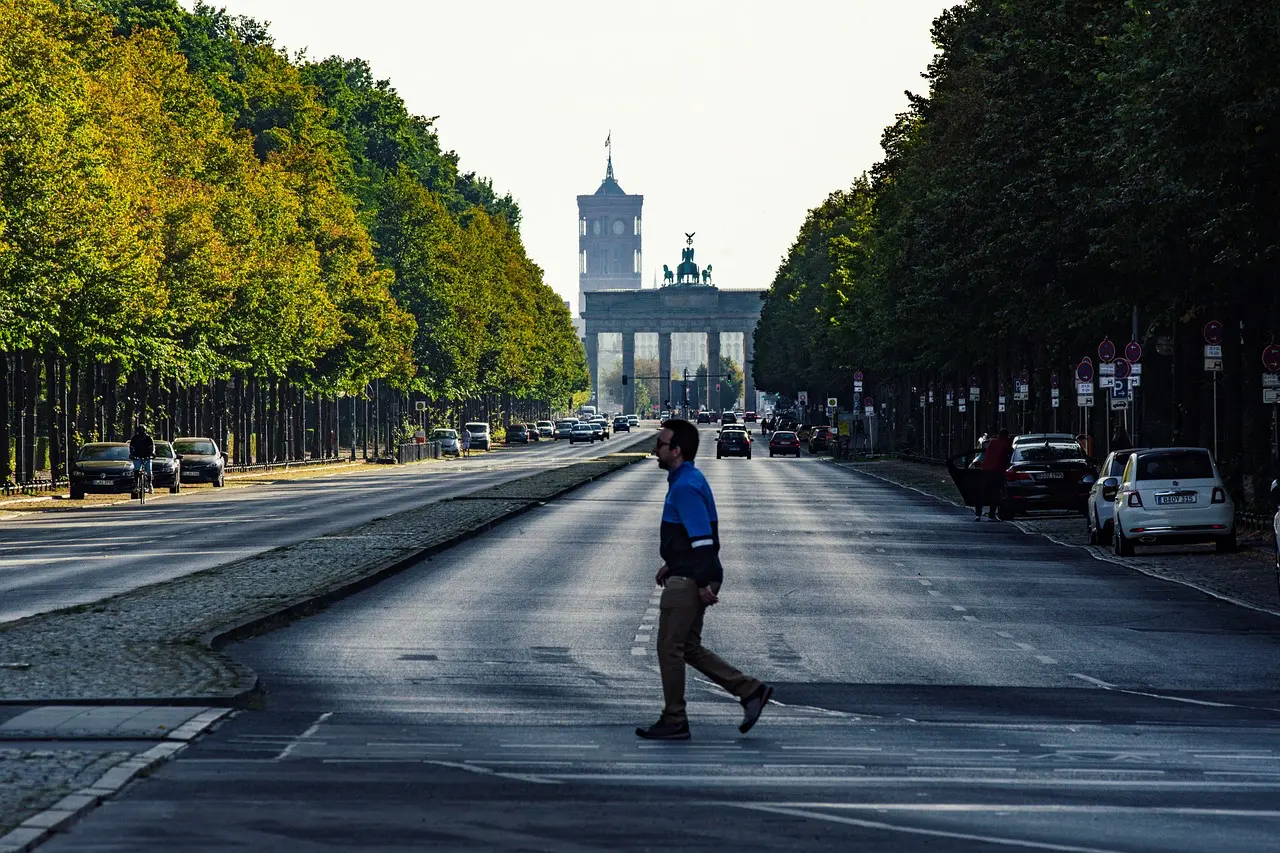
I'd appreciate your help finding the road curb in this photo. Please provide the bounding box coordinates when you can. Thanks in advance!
[0,710,230,853]
[842,461,1280,619]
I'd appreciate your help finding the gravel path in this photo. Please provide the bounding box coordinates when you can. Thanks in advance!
[835,456,1280,616]
[0,750,129,836]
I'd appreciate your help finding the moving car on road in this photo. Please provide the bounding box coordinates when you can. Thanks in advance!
[998,439,1092,519]
[555,419,577,439]
[1086,448,1140,545]
[430,429,460,455]
[1111,447,1236,555]
[769,431,801,457]
[626,414,639,427]
[716,428,751,459]
[744,411,757,423]
[69,442,136,499]
[173,436,226,487]
[721,411,738,426]
[613,415,630,433]
[592,417,610,439]
[696,411,711,424]
[463,423,491,451]
[536,420,555,439]
[569,423,596,444]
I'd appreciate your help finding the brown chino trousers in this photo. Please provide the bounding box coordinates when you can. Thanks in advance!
[657,576,762,725]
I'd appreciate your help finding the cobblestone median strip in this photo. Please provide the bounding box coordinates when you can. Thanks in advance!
[0,435,654,706]
[833,457,1280,617]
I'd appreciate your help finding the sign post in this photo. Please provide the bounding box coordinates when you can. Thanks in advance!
[1264,344,1280,464]
[1076,359,1094,447]
[1204,321,1223,458]
[863,395,875,455]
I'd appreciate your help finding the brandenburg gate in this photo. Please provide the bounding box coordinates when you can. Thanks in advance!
[582,235,765,414]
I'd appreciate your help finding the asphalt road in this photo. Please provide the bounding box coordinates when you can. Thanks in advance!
[0,430,650,624]
[41,425,1280,851]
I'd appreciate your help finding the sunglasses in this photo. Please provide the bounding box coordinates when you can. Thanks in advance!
[655,439,673,450]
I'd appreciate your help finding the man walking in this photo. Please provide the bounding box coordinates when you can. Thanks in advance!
[637,418,772,741]
[977,427,1013,520]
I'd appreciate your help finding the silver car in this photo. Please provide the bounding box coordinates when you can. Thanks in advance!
[1085,448,1141,545]
[1271,479,1279,572]
[463,422,491,451]
[430,428,460,456]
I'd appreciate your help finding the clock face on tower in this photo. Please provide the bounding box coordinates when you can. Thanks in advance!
[612,219,626,235]
[592,221,601,236]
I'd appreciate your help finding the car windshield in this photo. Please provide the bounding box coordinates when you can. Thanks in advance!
[556,421,574,427]
[773,432,797,440]
[464,423,489,433]
[153,443,175,459]
[173,439,216,455]
[78,445,129,461]
[1013,443,1085,463]
[1108,451,1134,476]
[431,429,457,440]
[1137,451,1213,481]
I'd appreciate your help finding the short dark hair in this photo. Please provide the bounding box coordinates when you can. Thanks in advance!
[661,418,699,461]
[998,428,1009,439]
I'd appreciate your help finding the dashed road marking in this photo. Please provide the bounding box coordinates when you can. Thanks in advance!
[1036,655,1059,665]
[927,590,942,597]
[951,605,967,612]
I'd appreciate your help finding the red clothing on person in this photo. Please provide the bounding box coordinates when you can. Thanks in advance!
[981,436,1013,472]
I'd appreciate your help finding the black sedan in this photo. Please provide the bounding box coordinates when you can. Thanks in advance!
[69,443,136,499]
[151,441,182,492]
[716,428,752,459]
[613,416,630,433]
[998,440,1095,519]
[173,436,226,487]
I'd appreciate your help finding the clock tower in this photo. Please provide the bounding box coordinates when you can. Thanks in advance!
[577,150,643,315]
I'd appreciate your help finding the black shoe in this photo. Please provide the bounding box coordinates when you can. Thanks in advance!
[635,719,690,740]
[739,684,773,734]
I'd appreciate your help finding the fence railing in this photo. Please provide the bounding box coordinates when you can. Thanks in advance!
[1,477,69,498]
[397,441,442,464]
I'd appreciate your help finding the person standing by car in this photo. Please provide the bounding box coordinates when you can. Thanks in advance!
[637,418,773,741]
[1110,424,1132,452]
[460,426,471,459]
[977,428,1013,520]
[128,424,155,493]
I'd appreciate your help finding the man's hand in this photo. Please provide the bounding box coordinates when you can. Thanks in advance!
[698,586,719,607]
[655,564,670,587]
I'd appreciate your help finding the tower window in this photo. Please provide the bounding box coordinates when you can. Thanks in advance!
[580,217,586,237]
[633,249,641,274]
[634,217,641,236]
[580,250,586,274]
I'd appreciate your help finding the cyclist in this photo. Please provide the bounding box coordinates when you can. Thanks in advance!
[128,424,155,494]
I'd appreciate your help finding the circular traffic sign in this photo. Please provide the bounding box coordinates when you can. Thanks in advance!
[1114,358,1131,380]
[1050,371,1060,389]
[1204,320,1224,345]
[854,370,864,381]
[1019,369,1029,383]
[1125,340,1143,363]
[863,395,874,408]
[998,381,1006,395]
[1076,361,1094,382]
[1264,343,1280,373]
[1098,338,1116,362]
[969,374,979,387]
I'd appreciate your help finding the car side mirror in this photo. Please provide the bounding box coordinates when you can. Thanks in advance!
[175,454,184,461]
[1101,477,1119,502]
[1081,475,1096,487]
[1271,478,1280,506]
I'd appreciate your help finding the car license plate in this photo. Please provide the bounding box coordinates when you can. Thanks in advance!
[93,479,112,486]
[1156,494,1196,505]
[1036,472,1064,480]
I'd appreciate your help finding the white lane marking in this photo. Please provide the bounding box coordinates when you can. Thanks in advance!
[1015,642,1037,651]
[963,615,979,622]
[634,634,647,643]
[1071,674,1116,688]
[421,759,560,785]
[755,801,1280,817]
[917,579,932,586]
[499,744,598,749]
[927,590,942,597]
[1070,674,1248,709]
[875,547,886,553]
[366,742,462,748]
[1036,655,1059,665]
[781,746,883,752]
[274,711,332,760]
[951,605,967,612]
[727,803,1130,853]
[996,631,1014,638]
[630,647,647,656]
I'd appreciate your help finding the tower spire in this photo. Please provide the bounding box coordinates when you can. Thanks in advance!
[605,130,614,180]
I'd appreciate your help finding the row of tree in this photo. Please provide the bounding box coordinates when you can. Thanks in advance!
[753,0,1280,507]
[1,0,587,482]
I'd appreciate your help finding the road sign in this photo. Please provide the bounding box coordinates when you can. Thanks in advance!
[1098,338,1116,362]
[414,428,426,444]
[1076,361,1094,383]
[1263,373,1280,388]
[797,391,808,405]
[928,390,934,403]
[827,397,838,408]
[854,381,863,394]
[958,398,967,413]
[1204,320,1224,345]
[854,370,864,382]
[1050,371,1060,389]
[1126,341,1143,362]
[1110,396,1129,410]
[998,396,1006,413]
[1204,344,1222,358]
[415,401,427,412]
[1076,381,1092,395]
[1111,377,1130,398]
[1266,388,1279,404]
[863,395,874,409]
[1205,358,1223,372]
[1078,394,1094,408]
[1099,362,1116,376]
[1114,358,1131,380]
[946,391,954,407]
[1263,344,1280,373]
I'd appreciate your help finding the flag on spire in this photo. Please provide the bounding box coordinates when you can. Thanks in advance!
[605,131,611,148]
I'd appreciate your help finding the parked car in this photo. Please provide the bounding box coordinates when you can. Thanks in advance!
[430,428,460,455]
[998,439,1093,519]
[536,420,555,439]
[463,422,491,451]
[173,436,226,487]
[570,423,596,444]
[69,442,135,499]
[613,416,631,433]
[151,441,181,492]
[1271,479,1280,572]
[796,424,814,441]
[555,419,578,440]
[769,431,801,457]
[507,423,531,443]
[1111,447,1236,555]
[1012,432,1078,448]
[716,428,752,459]
[696,411,711,424]
[808,426,834,454]
[744,411,757,423]
[1086,448,1141,545]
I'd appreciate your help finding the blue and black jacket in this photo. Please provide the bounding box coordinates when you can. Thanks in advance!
[660,460,722,587]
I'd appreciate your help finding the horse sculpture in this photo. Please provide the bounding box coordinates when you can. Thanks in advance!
[701,265,713,284]
[663,265,674,285]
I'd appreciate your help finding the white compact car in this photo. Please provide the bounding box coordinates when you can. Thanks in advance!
[1271,479,1280,572]
[1111,447,1235,556]
[1086,448,1141,545]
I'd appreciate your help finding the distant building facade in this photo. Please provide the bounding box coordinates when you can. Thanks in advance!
[577,153,642,315]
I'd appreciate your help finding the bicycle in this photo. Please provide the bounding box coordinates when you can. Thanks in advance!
[132,459,153,506]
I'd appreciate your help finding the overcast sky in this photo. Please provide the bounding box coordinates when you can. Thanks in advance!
[196,1,953,308]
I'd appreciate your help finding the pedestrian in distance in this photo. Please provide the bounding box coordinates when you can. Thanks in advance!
[1111,424,1132,452]
[460,426,471,459]
[977,427,1014,521]
[637,418,773,741]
